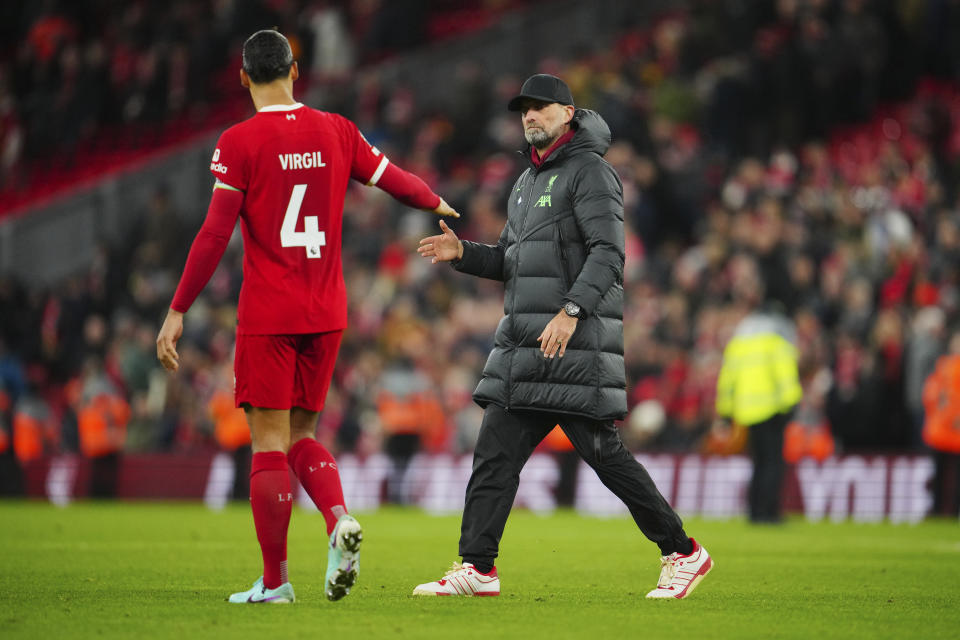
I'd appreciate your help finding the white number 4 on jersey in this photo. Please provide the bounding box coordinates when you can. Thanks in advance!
[281,184,326,259]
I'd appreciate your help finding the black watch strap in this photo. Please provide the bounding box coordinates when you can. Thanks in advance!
[563,301,581,318]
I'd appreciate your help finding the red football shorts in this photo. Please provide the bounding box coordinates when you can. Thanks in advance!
[234,330,343,411]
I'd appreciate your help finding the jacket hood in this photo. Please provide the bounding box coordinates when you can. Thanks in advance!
[567,109,612,157]
[523,109,612,167]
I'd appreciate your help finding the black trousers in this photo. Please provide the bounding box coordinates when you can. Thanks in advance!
[459,404,688,566]
[0,449,24,496]
[231,446,252,501]
[932,451,960,517]
[90,452,120,499]
[747,412,790,523]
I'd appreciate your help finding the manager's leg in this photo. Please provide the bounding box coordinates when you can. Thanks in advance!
[559,416,690,555]
[459,405,554,569]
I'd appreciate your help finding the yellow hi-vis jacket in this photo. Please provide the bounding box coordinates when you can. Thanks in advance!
[715,312,803,427]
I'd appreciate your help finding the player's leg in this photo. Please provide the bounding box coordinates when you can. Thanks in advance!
[558,415,712,599]
[288,330,349,533]
[289,408,347,534]
[247,406,295,586]
[413,405,553,596]
[229,334,296,603]
[287,330,360,601]
[288,405,361,601]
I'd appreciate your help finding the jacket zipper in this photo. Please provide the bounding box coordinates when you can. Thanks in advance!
[506,170,540,411]
[556,223,570,291]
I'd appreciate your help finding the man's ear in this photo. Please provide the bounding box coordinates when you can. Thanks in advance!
[240,68,250,89]
[563,104,575,125]
[290,61,299,82]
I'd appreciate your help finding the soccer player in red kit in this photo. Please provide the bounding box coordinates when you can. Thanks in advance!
[156,29,458,604]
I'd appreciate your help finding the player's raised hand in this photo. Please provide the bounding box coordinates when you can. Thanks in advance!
[432,197,460,218]
[156,309,184,372]
[418,219,463,264]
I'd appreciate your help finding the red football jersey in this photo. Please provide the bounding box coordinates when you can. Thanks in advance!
[210,103,388,335]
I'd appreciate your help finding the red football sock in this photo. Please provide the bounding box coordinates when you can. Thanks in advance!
[288,438,347,535]
[249,451,293,589]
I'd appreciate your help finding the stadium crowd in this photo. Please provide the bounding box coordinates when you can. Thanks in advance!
[0,0,528,203]
[3,0,960,499]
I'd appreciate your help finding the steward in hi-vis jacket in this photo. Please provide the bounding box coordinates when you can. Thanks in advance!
[716,309,803,523]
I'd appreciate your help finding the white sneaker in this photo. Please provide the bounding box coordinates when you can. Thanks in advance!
[645,538,713,599]
[228,576,296,603]
[412,562,500,596]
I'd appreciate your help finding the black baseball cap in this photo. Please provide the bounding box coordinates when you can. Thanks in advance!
[507,74,574,111]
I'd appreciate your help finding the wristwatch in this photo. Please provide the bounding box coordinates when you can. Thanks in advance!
[563,301,581,318]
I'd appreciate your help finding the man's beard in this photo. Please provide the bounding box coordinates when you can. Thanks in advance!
[525,125,558,149]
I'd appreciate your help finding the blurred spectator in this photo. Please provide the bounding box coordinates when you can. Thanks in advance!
[128,186,190,272]
[907,307,948,446]
[0,72,23,188]
[714,295,803,524]
[376,356,447,503]
[782,369,835,465]
[12,385,55,466]
[306,1,355,84]
[0,379,22,495]
[71,356,129,498]
[208,360,251,501]
[921,330,960,517]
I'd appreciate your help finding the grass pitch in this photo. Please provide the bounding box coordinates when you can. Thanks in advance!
[1,502,959,639]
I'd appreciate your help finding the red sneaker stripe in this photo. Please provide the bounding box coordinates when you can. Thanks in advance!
[674,556,713,598]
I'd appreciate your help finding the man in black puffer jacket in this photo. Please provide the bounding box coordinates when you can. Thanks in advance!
[414,75,712,599]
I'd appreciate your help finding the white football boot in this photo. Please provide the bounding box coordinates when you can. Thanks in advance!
[645,538,713,599]
[228,576,295,603]
[412,562,500,596]
[325,514,363,601]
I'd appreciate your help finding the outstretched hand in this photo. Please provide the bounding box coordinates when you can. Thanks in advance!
[418,220,463,264]
[432,197,460,218]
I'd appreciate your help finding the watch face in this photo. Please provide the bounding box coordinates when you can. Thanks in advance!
[565,302,580,317]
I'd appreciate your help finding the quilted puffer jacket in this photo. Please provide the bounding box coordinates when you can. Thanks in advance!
[454,109,626,420]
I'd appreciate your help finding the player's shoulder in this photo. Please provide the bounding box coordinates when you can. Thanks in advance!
[216,118,254,147]
[219,108,297,148]
[303,107,356,132]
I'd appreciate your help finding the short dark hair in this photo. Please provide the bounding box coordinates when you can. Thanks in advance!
[242,30,294,84]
